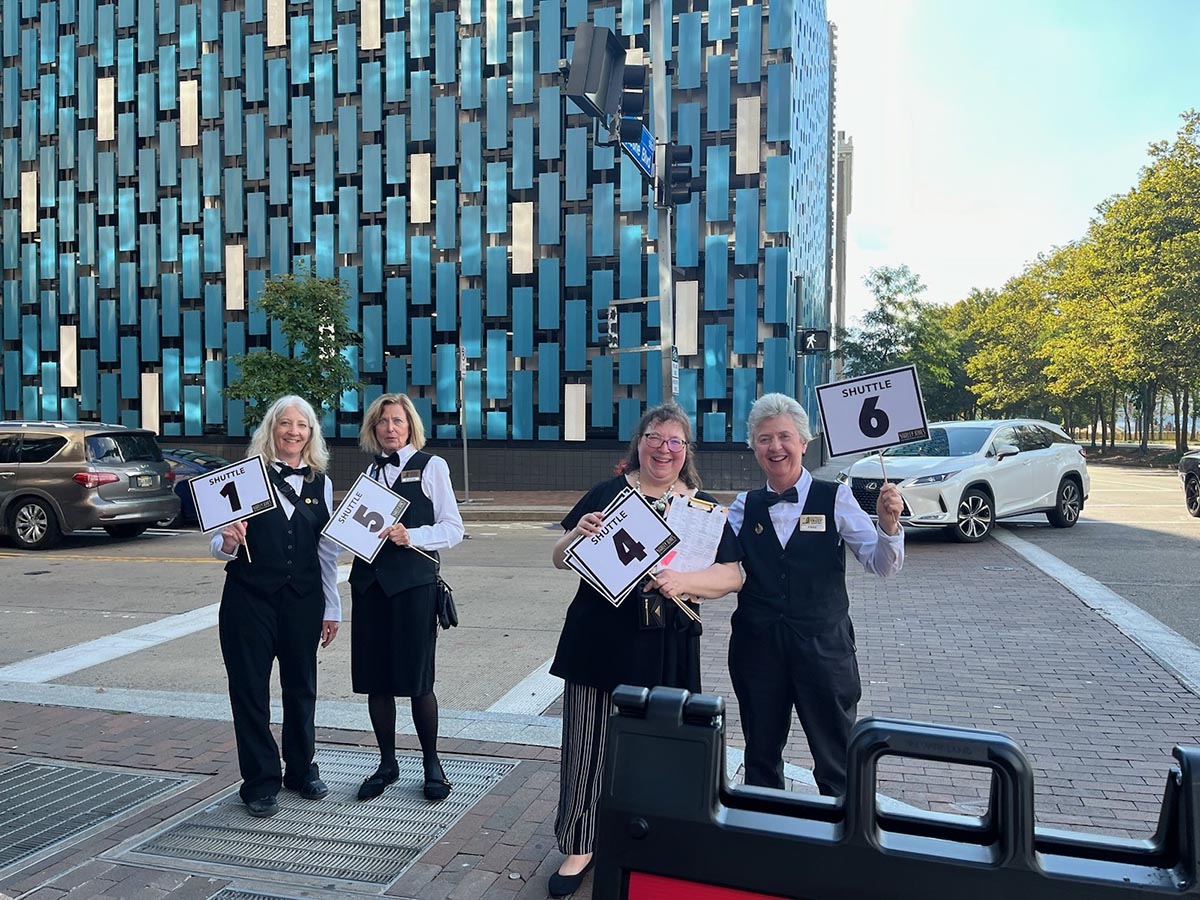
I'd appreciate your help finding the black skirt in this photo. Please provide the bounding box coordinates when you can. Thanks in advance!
[351,580,438,696]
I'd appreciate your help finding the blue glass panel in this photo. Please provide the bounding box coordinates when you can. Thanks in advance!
[485,410,507,440]
[314,53,333,120]
[158,45,177,110]
[705,145,729,221]
[563,298,586,371]
[765,155,789,233]
[536,343,560,413]
[565,0,585,27]
[485,329,507,399]
[59,181,77,242]
[181,311,201,372]
[225,168,244,234]
[485,245,507,316]
[436,180,456,248]
[2,70,16,127]
[20,99,36,160]
[337,23,358,94]
[511,287,532,357]
[511,370,532,439]
[362,304,383,372]
[513,30,533,103]
[733,278,758,354]
[737,4,762,84]
[592,183,614,257]
[159,0,176,32]
[116,112,136,175]
[410,0,429,56]
[410,70,430,140]
[178,3,195,68]
[433,344,457,413]
[459,35,479,107]
[410,317,431,385]
[222,10,241,77]
[678,13,701,88]
[538,257,560,327]
[21,30,37,90]
[138,225,157,286]
[385,32,407,102]
[512,117,533,189]
[244,35,264,101]
[337,186,358,253]
[619,225,641,298]
[97,226,115,287]
[732,367,756,444]
[315,133,334,200]
[97,298,118,360]
[538,0,560,73]
[285,97,309,163]
[337,105,359,173]
[704,235,729,311]
[58,255,77,313]
[38,145,55,206]
[3,0,19,51]
[618,311,642,385]
[460,205,480,274]
[486,162,506,234]
[362,61,381,131]
[78,203,95,264]
[735,188,759,265]
[485,0,505,63]
[435,261,457,332]
[702,412,726,443]
[768,0,790,49]
[765,248,788,324]
[203,207,222,270]
[435,96,456,166]
[78,349,98,411]
[59,38,76,97]
[564,215,585,286]
[219,91,243,157]
[116,36,136,100]
[565,126,586,199]
[460,120,480,192]
[590,354,613,428]
[160,198,179,259]
[619,155,644,213]
[313,0,331,39]
[458,287,482,357]
[183,385,202,434]
[38,219,55,277]
[538,87,560,159]
[708,0,730,40]
[291,176,310,241]
[180,157,199,220]
[538,173,559,244]
[267,57,288,125]
[386,276,408,345]
[38,73,56,135]
[182,234,201,296]
[269,137,288,203]
[385,115,406,183]
[362,144,381,212]
[434,10,455,83]
[763,336,788,395]
[246,193,266,257]
[411,235,431,303]
[707,55,730,131]
[386,196,408,263]
[767,63,790,142]
[618,398,643,441]
[703,324,728,399]
[290,16,310,82]
[246,114,265,177]
[0,139,14,197]
[270,216,290,273]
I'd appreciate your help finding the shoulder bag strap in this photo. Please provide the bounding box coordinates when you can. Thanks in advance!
[267,467,322,533]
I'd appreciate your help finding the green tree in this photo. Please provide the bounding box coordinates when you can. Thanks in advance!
[225,269,362,426]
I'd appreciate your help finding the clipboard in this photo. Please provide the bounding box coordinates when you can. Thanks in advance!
[659,495,729,573]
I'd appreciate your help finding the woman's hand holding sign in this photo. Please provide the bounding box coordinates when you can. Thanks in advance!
[553,512,604,570]
[877,483,904,535]
[220,520,249,557]
[380,522,411,546]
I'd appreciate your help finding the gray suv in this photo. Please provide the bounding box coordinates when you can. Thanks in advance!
[0,422,181,550]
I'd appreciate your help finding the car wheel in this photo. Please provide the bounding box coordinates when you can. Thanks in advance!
[949,488,993,543]
[1186,474,1200,518]
[1046,477,1083,528]
[103,524,150,540]
[8,497,62,550]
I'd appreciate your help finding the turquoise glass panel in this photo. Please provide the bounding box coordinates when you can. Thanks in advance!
[337,186,358,252]
[386,277,408,345]
[385,32,407,101]
[267,57,288,125]
[511,287,532,357]
[765,247,788,323]
[315,133,334,200]
[337,23,358,93]
[732,367,756,444]
[460,288,482,356]
[512,117,533,188]
[337,105,358,173]
[411,235,431,303]
[222,10,241,77]
[314,53,333,120]
[460,121,481,192]
[703,324,727,398]
[435,96,457,166]
[707,55,730,131]
[410,0,429,56]
[290,16,309,83]
[704,235,728,310]
[314,0,331,38]
[362,62,381,131]
[564,215,585,286]
[702,412,726,443]
[513,368,534,437]
[460,35,480,108]
[435,10,455,83]
[485,330,506,399]
[590,354,613,428]
[362,144,381,212]
[436,180,456,248]
[737,4,762,84]
[513,31,533,103]
[565,299,586,371]
[618,398,641,441]
[460,205,480,274]
[290,175,309,241]
[733,279,758,354]
[485,0,505,64]
[538,87,560,159]
[538,173,559,244]
[486,162,507,234]
[765,155,789,232]
[767,63,790,141]
[386,196,408,263]
[619,225,641,298]
[734,188,759,265]
[705,145,729,221]
[618,311,641,384]
[385,116,406,182]
[435,261,456,331]
[538,257,560,328]
[410,70,431,140]
[565,126,586,200]
[678,13,700,88]
[436,343,457,412]
[486,76,507,149]
[538,0,560,73]
[362,304,383,371]
[763,336,789,395]
[592,183,613,257]
[246,193,266,257]
[485,245,507,316]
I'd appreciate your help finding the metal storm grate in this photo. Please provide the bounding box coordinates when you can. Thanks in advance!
[127,749,517,888]
[0,761,189,873]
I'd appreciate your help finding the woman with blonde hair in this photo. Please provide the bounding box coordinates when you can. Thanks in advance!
[210,395,341,818]
[349,393,464,802]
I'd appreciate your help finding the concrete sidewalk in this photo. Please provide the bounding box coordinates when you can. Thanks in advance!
[3,488,1200,899]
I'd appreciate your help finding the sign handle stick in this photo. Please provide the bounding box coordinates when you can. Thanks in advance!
[241,536,253,564]
[406,545,438,564]
[877,449,889,482]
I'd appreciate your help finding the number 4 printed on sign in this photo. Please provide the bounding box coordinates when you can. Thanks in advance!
[613,529,647,566]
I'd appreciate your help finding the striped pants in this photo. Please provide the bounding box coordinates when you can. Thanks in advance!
[554,682,611,855]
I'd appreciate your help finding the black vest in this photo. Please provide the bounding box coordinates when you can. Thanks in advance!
[349,451,438,597]
[225,473,330,595]
[735,478,849,632]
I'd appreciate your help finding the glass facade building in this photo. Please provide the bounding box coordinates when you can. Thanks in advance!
[0,0,833,445]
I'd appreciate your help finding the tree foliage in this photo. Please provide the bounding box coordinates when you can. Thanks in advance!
[225,270,363,426]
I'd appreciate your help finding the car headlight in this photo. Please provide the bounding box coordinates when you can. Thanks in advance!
[906,471,960,486]
[835,471,849,484]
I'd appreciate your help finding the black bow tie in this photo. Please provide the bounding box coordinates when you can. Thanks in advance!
[375,452,402,469]
[765,486,799,507]
[276,463,310,478]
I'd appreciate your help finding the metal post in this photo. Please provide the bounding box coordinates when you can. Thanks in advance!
[459,346,470,502]
[649,0,675,403]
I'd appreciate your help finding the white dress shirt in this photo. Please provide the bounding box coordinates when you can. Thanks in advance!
[371,444,465,551]
[728,468,904,576]
[208,461,343,621]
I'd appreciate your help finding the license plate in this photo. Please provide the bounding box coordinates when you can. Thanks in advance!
[133,474,155,488]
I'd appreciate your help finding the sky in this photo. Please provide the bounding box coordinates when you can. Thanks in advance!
[824,0,1200,324]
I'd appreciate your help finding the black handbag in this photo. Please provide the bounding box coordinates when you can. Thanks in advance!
[435,571,458,629]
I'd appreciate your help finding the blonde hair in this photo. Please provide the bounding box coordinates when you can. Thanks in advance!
[247,395,329,474]
[359,393,426,455]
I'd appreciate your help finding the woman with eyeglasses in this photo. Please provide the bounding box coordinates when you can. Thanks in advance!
[546,402,743,897]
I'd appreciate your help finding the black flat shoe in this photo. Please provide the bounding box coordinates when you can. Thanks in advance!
[547,858,594,898]
[357,763,399,801]
[245,796,279,818]
[296,778,328,800]
[423,758,452,801]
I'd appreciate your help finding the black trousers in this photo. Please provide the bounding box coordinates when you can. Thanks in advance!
[729,614,861,796]
[219,578,323,802]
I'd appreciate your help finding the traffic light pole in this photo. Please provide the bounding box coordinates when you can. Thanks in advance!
[649,0,675,403]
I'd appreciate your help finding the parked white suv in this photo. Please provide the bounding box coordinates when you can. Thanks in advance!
[837,419,1089,542]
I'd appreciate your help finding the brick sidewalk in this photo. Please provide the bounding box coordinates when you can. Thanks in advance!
[2,526,1198,898]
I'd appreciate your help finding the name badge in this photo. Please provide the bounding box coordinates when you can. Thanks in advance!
[799,514,826,532]
[400,469,423,483]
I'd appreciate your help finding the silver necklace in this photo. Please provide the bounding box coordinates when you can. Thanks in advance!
[635,472,677,517]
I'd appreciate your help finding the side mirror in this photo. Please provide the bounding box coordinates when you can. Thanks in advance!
[995,442,1019,461]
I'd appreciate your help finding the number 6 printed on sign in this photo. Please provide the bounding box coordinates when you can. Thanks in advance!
[816,365,930,459]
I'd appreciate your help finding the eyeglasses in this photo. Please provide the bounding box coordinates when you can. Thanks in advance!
[641,433,687,453]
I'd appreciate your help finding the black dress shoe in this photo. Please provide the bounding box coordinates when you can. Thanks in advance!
[245,796,279,818]
[547,858,594,898]
[357,762,400,801]
[295,778,328,800]
[422,759,452,801]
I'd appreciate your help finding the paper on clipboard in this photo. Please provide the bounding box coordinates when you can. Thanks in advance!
[659,495,728,573]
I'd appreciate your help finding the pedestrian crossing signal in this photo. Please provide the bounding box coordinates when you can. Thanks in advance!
[799,329,829,353]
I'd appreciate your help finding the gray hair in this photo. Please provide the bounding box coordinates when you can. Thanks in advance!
[746,393,813,445]
[247,395,329,474]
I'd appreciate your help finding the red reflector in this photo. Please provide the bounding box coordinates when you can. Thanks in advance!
[628,872,790,900]
[73,472,120,489]
[165,469,176,482]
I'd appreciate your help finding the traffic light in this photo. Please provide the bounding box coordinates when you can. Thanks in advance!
[619,65,647,143]
[663,142,694,206]
[798,329,830,353]
[597,305,619,349]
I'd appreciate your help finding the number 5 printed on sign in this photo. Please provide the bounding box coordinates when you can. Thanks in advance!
[322,473,412,563]
[189,455,279,535]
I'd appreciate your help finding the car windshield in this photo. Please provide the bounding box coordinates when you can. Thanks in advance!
[86,433,163,463]
[884,426,993,458]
